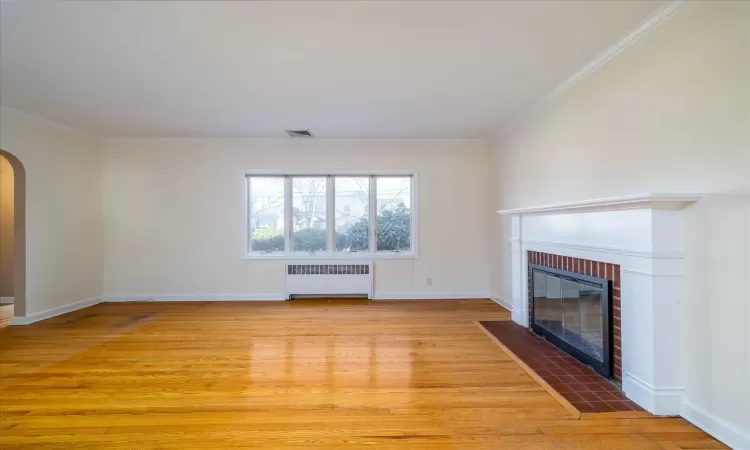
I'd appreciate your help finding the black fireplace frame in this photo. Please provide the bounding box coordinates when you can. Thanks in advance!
[529,263,613,378]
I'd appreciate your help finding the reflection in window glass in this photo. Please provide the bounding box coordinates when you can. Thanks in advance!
[376,177,411,252]
[335,177,369,252]
[249,177,285,253]
[292,177,327,252]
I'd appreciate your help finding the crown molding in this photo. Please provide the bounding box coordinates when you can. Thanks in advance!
[496,193,703,216]
[495,0,691,139]
[0,104,98,140]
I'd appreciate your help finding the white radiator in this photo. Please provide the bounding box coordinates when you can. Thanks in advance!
[285,261,373,300]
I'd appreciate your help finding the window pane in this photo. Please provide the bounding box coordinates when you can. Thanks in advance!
[334,177,369,252]
[249,177,285,253]
[292,177,327,252]
[376,177,411,252]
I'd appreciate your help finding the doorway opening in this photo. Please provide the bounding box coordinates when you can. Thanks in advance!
[0,149,26,325]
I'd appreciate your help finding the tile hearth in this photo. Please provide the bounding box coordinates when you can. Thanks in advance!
[479,320,641,414]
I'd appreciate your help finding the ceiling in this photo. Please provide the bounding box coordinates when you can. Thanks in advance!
[0,1,667,139]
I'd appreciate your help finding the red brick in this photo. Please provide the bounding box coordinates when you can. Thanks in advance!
[593,261,599,277]
[614,347,622,358]
[614,266,621,285]
[613,298,621,308]
[613,287,621,298]
[613,317,621,328]
[614,336,621,347]
[567,257,573,271]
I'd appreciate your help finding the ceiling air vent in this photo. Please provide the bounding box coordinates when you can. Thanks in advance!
[285,129,313,138]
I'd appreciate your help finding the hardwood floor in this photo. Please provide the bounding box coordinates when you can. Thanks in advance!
[0,300,723,449]
[0,303,12,329]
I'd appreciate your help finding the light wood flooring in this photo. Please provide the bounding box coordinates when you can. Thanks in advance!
[0,299,724,449]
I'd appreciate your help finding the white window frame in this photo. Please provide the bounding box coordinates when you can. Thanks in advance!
[242,170,418,260]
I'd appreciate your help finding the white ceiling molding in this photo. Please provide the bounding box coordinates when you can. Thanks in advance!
[496,193,703,216]
[495,0,691,139]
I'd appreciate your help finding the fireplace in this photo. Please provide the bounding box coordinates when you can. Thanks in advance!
[530,263,613,378]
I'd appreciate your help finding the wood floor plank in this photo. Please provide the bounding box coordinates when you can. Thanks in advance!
[0,300,724,448]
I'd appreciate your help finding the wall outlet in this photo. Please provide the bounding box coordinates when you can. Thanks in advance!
[426,277,433,286]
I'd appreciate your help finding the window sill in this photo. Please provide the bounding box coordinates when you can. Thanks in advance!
[242,252,418,261]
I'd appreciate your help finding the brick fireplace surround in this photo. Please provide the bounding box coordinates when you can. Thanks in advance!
[527,251,622,383]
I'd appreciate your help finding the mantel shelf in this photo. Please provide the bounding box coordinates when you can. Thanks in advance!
[496,193,703,216]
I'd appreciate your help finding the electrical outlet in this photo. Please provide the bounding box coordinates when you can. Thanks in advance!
[426,277,433,286]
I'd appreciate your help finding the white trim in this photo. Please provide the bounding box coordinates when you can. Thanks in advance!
[682,399,750,450]
[242,252,417,260]
[623,372,684,416]
[373,292,489,300]
[243,169,418,177]
[102,294,286,302]
[10,297,102,325]
[622,269,684,278]
[102,293,487,302]
[522,239,684,259]
[489,294,512,311]
[497,193,702,216]
[496,0,691,137]
[0,104,97,139]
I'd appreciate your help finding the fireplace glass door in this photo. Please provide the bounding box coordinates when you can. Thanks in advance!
[531,264,612,377]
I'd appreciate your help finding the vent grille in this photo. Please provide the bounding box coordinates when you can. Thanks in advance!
[285,129,313,138]
[288,264,369,275]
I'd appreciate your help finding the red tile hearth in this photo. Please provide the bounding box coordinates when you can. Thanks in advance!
[479,320,641,414]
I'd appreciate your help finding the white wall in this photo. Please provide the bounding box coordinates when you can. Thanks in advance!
[490,1,749,446]
[0,107,104,316]
[102,138,490,299]
[0,154,14,298]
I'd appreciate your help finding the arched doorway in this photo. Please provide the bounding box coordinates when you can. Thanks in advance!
[0,149,26,321]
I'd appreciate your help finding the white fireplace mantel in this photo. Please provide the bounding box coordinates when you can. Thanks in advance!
[497,193,703,216]
[498,193,703,416]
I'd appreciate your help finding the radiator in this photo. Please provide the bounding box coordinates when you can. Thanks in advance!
[285,261,374,300]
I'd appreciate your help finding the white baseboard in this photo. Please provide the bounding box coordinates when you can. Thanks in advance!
[623,372,683,416]
[372,292,490,300]
[682,399,750,450]
[489,294,511,311]
[101,293,286,302]
[105,292,490,302]
[10,297,102,326]
[0,296,14,303]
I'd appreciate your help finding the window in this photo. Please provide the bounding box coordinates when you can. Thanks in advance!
[335,177,369,252]
[245,172,416,258]
[376,177,411,252]
[248,177,285,254]
[291,177,327,252]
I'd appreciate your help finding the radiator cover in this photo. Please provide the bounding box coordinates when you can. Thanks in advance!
[285,261,374,299]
